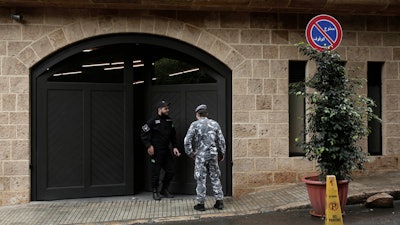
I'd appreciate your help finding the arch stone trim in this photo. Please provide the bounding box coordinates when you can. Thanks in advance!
[17,15,245,72]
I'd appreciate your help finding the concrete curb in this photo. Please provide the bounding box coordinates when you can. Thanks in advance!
[347,189,400,205]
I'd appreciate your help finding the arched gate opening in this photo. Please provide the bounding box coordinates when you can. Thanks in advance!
[31,33,232,200]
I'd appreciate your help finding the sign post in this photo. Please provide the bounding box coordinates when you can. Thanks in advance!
[306,14,342,51]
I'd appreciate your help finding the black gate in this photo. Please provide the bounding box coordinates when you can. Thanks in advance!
[31,34,232,200]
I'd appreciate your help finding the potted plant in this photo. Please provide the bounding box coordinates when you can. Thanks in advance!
[290,43,380,217]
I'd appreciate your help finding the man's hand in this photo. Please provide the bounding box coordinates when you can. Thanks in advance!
[173,148,181,157]
[147,145,154,156]
[190,151,198,160]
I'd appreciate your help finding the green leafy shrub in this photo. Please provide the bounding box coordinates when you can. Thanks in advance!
[290,43,380,181]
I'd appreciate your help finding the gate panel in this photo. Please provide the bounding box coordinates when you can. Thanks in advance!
[185,89,227,194]
[47,90,84,188]
[91,90,125,186]
[36,83,132,200]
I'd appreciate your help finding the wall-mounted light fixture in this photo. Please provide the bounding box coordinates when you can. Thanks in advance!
[11,14,23,22]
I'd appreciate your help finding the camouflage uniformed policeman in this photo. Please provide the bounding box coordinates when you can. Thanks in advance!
[141,100,181,201]
[184,104,226,211]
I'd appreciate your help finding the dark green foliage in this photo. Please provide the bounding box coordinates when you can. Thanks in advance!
[290,43,380,181]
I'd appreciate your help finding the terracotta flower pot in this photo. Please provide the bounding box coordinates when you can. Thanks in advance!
[301,175,349,217]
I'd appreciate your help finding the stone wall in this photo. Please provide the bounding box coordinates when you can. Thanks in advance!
[0,7,399,206]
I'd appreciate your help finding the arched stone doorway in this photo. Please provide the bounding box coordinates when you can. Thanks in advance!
[31,33,232,200]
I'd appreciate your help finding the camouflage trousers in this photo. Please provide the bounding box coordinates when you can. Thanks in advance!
[194,157,224,204]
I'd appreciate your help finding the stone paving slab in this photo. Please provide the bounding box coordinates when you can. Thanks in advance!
[0,171,399,225]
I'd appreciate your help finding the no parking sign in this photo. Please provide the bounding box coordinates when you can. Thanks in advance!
[306,14,342,51]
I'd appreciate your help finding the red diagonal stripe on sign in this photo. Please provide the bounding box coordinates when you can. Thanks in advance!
[314,21,335,45]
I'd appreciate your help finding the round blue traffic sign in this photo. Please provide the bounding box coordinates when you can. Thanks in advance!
[306,14,342,51]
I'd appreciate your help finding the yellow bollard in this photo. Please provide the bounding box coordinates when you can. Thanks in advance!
[325,175,344,225]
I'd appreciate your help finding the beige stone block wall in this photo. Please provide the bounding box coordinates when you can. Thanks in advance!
[0,8,399,205]
[0,7,31,205]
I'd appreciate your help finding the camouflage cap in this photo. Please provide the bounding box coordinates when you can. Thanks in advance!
[195,104,207,113]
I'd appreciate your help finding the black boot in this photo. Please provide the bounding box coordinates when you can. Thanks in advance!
[194,203,205,211]
[214,200,224,210]
[160,188,174,198]
[152,188,161,201]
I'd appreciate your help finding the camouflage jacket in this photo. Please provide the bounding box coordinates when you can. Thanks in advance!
[184,117,226,160]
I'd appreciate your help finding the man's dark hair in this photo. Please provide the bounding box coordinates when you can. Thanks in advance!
[198,110,208,117]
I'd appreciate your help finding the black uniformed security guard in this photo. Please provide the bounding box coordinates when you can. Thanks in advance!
[141,100,181,200]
